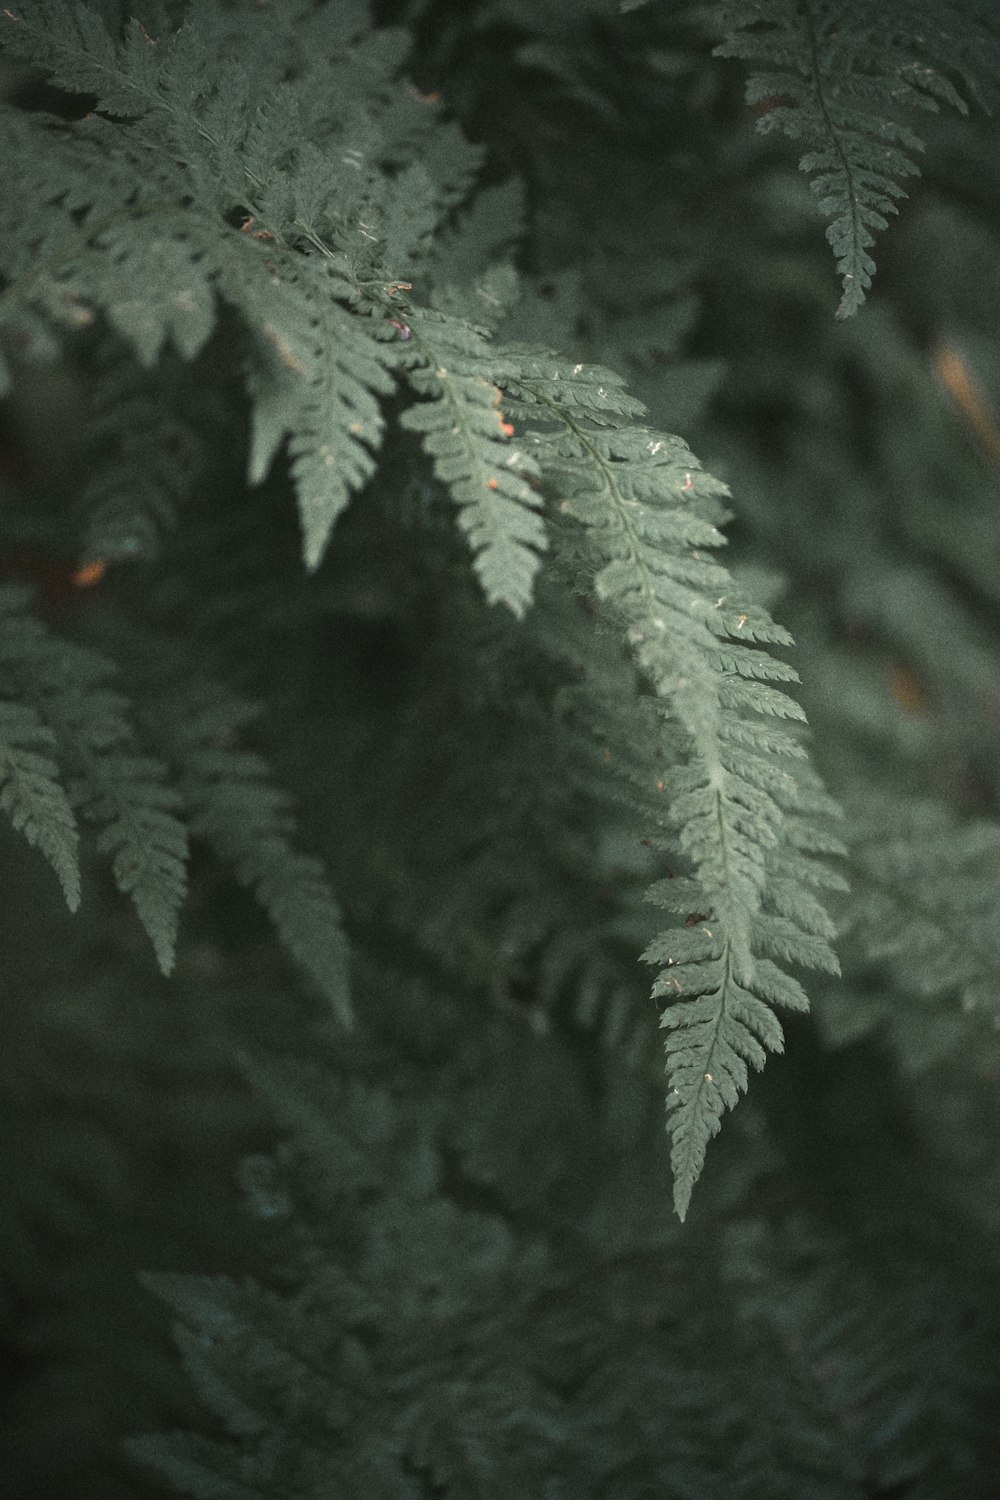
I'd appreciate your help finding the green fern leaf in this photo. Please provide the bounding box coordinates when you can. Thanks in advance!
[0,5,477,571]
[0,108,206,368]
[89,754,190,974]
[0,588,187,972]
[0,699,80,909]
[0,4,166,118]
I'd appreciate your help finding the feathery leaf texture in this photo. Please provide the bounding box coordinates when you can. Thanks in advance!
[712,0,985,316]
[499,358,843,1216]
[129,1017,1000,1496]
[0,4,459,569]
[845,799,1000,1027]
[152,681,351,1025]
[0,0,845,1209]
[131,1052,565,1499]
[77,348,207,565]
[0,697,80,909]
[3,3,1000,1493]
[0,2,537,597]
[241,259,395,571]
[399,309,547,615]
[0,587,187,971]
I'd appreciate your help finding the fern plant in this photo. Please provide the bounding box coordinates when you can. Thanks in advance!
[3,0,1000,1493]
[0,0,850,1214]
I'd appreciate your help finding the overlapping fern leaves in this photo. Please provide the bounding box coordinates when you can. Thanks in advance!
[1,4,450,569]
[130,993,1000,1496]
[0,0,845,1211]
[0,586,349,1007]
[842,798,1000,1048]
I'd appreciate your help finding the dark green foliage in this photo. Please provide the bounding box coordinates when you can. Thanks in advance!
[711,0,990,316]
[0,692,79,910]
[624,0,998,318]
[398,309,547,614]
[127,980,1000,1498]
[2,0,1000,1493]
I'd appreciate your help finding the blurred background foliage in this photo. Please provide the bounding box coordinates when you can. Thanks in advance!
[3,1,1000,1494]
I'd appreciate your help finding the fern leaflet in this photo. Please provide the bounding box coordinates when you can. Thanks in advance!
[0,587,187,972]
[240,259,395,571]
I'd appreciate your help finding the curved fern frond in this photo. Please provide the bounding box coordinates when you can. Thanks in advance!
[498,357,843,1216]
[2,0,848,1213]
[712,0,986,317]
[399,309,547,616]
[0,587,187,971]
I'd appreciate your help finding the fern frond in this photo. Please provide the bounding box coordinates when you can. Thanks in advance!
[0,122,396,570]
[499,357,842,1216]
[712,0,983,317]
[0,698,80,909]
[0,587,187,971]
[399,309,547,615]
[0,110,206,386]
[133,994,1000,1496]
[77,347,208,565]
[152,681,351,1024]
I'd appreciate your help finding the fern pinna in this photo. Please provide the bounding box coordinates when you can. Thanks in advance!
[0,0,843,1213]
[128,986,1000,1498]
[0,584,188,971]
